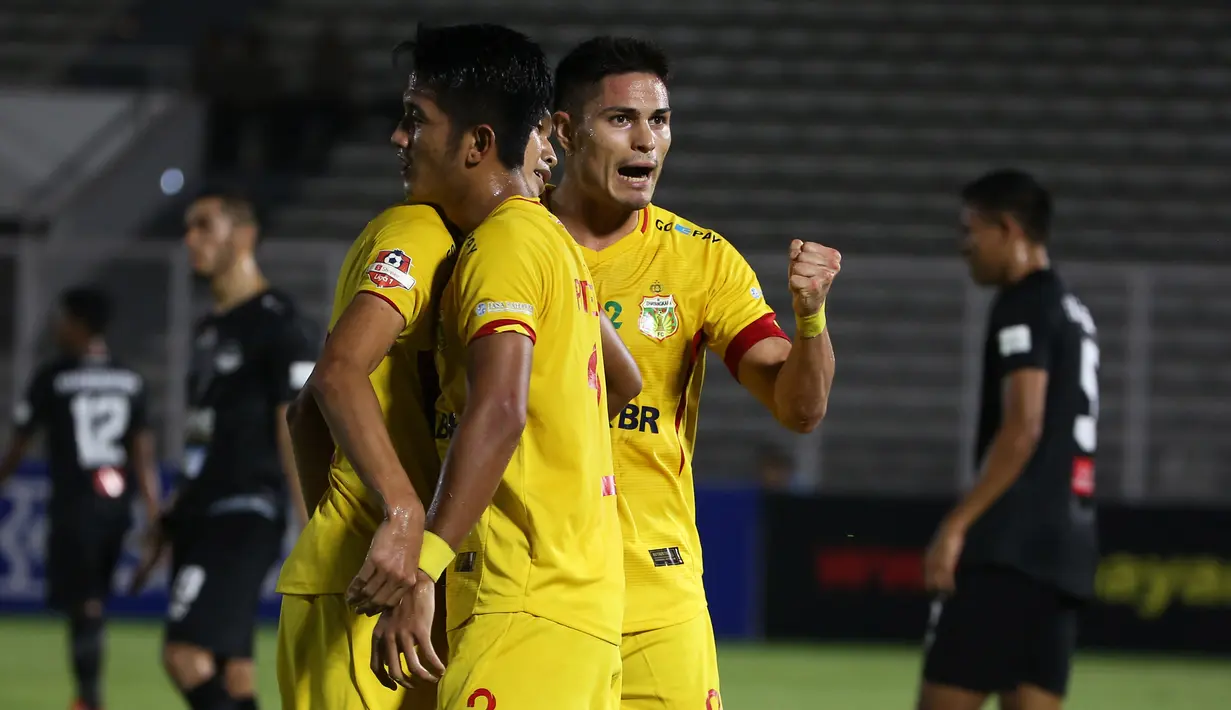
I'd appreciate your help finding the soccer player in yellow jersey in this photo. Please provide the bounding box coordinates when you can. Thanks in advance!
[274,38,562,710]
[548,37,841,709]
[373,25,637,710]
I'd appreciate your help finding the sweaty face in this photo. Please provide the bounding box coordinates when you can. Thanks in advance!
[960,206,1011,285]
[183,198,239,277]
[562,72,671,210]
[393,87,464,206]
[523,114,557,197]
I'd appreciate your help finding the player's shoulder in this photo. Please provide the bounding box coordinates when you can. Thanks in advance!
[645,204,742,257]
[364,203,455,237]
[994,269,1067,318]
[467,196,562,255]
[644,203,754,282]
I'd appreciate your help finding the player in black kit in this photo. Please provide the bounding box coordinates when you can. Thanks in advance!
[135,193,317,710]
[0,287,160,710]
[918,170,1099,710]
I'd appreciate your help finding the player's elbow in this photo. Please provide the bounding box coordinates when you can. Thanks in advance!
[785,403,826,434]
[472,394,527,443]
[305,355,354,403]
[1003,418,1043,451]
[610,370,643,412]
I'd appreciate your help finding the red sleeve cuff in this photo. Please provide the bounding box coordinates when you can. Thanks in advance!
[723,312,789,379]
[471,319,537,344]
[356,290,407,325]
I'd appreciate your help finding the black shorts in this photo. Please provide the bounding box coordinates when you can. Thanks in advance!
[164,512,283,658]
[922,566,1080,697]
[45,509,131,611]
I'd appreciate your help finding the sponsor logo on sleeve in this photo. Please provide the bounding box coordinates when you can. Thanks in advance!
[997,324,1032,356]
[366,249,416,290]
[750,287,762,299]
[474,301,534,317]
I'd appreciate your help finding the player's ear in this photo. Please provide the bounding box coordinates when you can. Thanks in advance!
[552,111,575,155]
[464,125,496,167]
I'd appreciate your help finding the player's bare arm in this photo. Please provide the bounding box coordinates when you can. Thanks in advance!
[308,291,425,615]
[275,403,310,527]
[131,429,161,522]
[429,331,531,548]
[738,240,839,433]
[284,389,333,517]
[925,368,1048,592]
[600,311,642,419]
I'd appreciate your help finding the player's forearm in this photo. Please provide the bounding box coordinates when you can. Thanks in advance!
[944,426,1040,533]
[308,366,422,516]
[426,400,525,549]
[286,393,334,517]
[275,407,310,525]
[132,432,161,521]
[600,315,642,419]
[772,328,834,433]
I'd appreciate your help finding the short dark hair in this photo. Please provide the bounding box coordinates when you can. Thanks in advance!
[196,191,260,236]
[61,287,112,335]
[394,24,552,169]
[553,36,670,114]
[961,169,1052,243]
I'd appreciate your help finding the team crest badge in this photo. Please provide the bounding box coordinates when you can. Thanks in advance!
[638,295,679,341]
[366,249,416,290]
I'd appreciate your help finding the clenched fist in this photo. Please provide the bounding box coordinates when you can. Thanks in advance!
[788,239,841,316]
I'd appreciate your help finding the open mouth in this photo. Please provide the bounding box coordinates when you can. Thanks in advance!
[534,167,551,185]
[617,164,655,185]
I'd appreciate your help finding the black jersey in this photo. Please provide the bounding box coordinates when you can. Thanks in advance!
[962,269,1100,600]
[13,351,148,515]
[177,289,318,520]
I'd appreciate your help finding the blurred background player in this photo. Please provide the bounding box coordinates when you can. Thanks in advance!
[381,23,636,710]
[547,36,839,709]
[132,193,317,710]
[274,70,470,710]
[919,170,1099,710]
[0,287,159,710]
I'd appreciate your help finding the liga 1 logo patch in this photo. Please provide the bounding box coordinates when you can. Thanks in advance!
[366,249,416,290]
[638,294,679,341]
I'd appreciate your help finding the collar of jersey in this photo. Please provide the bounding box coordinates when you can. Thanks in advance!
[576,205,652,268]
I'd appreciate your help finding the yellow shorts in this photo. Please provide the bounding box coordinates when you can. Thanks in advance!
[438,612,621,710]
[277,592,448,710]
[621,611,722,709]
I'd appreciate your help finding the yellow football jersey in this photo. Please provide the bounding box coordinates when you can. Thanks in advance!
[567,199,788,633]
[434,195,624,645]
[277,204,457,595]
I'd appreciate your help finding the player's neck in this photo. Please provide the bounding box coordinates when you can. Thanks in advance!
[71,338,108,359]
[210,255,268,313]
[548,180,640,251]
[1005,245,1050,285]
[449,170,535,233]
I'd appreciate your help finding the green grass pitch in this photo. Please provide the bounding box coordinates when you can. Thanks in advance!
[0,616,1227,708]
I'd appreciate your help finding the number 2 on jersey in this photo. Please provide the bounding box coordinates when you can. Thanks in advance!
[604,300,623,329]
[1074,338,1099,453]
[70,393,131,468]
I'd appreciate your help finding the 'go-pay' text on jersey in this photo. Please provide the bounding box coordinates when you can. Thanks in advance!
[578,202,788,633]
[434,196,623,645]
[278,204,457,595]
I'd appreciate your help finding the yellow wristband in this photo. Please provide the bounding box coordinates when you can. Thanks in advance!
[419,531,456,583]
[795,302,827,339]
